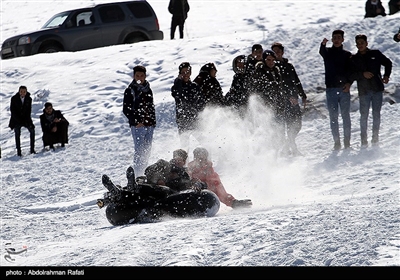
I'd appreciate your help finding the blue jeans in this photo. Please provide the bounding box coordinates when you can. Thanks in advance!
[326,88,351,144]
[359,91,382,143]
[130,125,155,176]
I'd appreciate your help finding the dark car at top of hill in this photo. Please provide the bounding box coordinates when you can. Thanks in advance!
[1,0,163,59]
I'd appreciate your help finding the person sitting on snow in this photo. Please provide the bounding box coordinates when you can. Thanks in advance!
[187,147,252,209]
[144,149,206,192]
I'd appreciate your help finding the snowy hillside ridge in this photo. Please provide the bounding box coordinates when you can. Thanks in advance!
[0,0,399,269]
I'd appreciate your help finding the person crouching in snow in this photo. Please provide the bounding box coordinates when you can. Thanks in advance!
[40,102,69,150]
[187,147,252,209]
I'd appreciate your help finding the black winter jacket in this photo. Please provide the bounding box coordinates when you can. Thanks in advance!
[251,62,283,108]
[319,44,352,88]
[350,48,392,95]
[123,81,156,127]
[168,0,190,19]
[193,71,225,106]
[171,78,205,132]
[275,58,306,100]
[225,72,249,109]
[40,109,69,133]
[365,0,386,18]
[9,92,34,130]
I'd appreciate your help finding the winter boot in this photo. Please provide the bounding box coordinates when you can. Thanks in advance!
[344,138,351,149]
[126,166,139,193]
[371,134,379,146]
[333,141,341,151]
[102,174,121,199]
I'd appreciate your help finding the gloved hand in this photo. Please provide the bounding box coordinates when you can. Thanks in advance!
[191,181,207,192]
[232,199,252,209]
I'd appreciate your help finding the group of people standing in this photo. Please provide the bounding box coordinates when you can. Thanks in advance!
[320,30,392,150]
[122,31,393,189]
[170,43,308,157]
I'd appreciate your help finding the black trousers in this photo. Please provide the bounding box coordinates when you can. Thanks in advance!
[42,122,69,147]
[170,16,185,39]
[14,125,35,153]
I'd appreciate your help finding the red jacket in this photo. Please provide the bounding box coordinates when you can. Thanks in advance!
[188,159,235,207]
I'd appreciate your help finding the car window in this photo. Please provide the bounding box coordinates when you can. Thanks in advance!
[99,5,125,23]
[76,11,94,26]
[126,2,153,18]
[42,12,70,28]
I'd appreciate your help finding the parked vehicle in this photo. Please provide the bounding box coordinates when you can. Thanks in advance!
[1,0,163,59]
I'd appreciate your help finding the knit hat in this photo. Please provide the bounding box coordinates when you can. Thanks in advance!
[232,55,246,74]
[200,63,217,74]
[262,50,276,61]
[173,149,188,161]
[193,147,209,160]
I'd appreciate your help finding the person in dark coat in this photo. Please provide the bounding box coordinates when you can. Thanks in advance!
[251,50,284,116]
[171,62,205,150]
[123,65,156,176]
[40,102,69,150]
[168,0,190,39]
[319,30,353,150]
[250,50,286,153]
[245,44,263,78]
[364,0,386,18]
[193,62,225,107]
[271,42,307,156]
[8,85,36,156]
[144,149,206,192]
[225,55,250,118]
[350,34,392,147]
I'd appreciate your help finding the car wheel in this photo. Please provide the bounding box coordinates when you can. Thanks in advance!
[125,35,147,44]
[39,44,62,53]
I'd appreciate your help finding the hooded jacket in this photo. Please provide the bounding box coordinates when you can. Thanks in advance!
[275,58,306,100]
[171,77,205,132]
[123,80,156,127]
[187,159,235,207]
[193,63,225,106]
